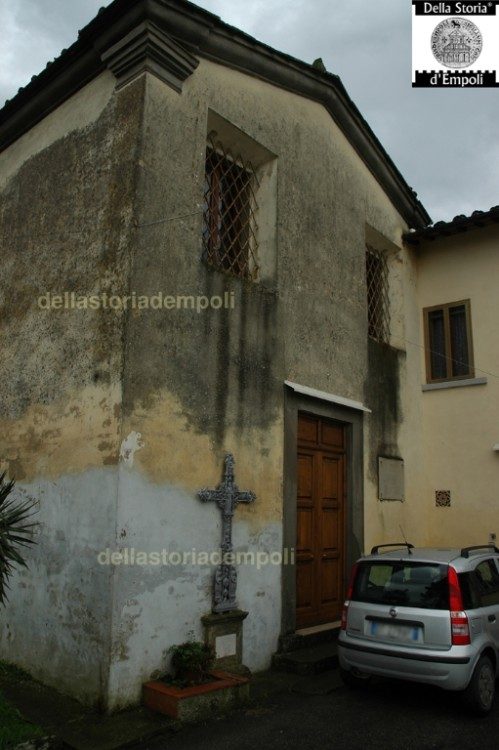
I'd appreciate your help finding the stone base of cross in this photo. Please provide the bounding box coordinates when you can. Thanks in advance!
[198,453,256,613]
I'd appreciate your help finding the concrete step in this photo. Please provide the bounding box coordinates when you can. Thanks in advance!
[271,641,339,676]
[278,624,340,654]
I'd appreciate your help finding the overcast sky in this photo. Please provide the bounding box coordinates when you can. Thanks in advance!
[2,0,498,223]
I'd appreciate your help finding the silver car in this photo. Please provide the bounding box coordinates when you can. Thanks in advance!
[338,543,499,714]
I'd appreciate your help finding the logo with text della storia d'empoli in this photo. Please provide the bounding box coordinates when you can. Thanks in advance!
[412,1,499,87]
[431,17,483,68]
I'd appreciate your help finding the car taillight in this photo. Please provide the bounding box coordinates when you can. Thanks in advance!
[448,565,471,645]
[340,602,349,630]
[341,563,359,631]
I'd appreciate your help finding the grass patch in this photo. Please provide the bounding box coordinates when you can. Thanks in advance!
[0,661,32,682]
[0,691,44,749]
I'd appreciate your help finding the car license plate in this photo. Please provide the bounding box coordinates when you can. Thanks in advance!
[369,621,423,643]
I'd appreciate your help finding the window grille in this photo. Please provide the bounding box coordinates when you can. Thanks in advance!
[202,137,259,280]
[366,245,390,343]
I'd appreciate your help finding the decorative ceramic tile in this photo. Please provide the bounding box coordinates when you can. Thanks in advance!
[435,490,451,507]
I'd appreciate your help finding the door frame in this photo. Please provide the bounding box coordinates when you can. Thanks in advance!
[282,388,364,635]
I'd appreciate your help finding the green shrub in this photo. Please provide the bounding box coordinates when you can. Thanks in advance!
[168,639,215,684]
[0,691,44,749]
[0,473,38,605]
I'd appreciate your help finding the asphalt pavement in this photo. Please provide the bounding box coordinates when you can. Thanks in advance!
[134,676,499,750]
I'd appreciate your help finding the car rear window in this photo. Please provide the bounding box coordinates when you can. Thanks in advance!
[352,561,449,609]
[459,560,499,609]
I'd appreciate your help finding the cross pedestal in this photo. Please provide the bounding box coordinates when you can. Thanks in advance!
[201,609,250,676]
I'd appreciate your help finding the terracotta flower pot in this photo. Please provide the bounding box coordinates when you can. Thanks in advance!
[143,671,250,722]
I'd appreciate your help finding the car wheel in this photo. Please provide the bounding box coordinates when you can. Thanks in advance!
[463,655,495,715]
[340,667,371,690]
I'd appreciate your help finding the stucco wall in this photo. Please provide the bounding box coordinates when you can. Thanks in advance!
[1,52,428,710]
[0,72,144,705]
[106,60,427,708]
[417,226,499,547]
[364,239,429,552]
[107,67,285,708]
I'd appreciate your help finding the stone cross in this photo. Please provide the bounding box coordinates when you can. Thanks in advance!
[198,453,256,613]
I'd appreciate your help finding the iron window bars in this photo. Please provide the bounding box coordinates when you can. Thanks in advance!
[366,245,390,344]
[202,137,260,280]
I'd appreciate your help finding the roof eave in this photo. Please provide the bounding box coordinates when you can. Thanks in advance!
[0,0,430,229]
[404,205,499,245]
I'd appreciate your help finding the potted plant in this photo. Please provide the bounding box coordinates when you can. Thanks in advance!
[168,639,215,686]
[143,634,249,722]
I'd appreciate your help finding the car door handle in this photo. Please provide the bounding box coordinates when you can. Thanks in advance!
[488,615,496,623]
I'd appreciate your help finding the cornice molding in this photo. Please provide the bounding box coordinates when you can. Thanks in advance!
[100,20,199,92]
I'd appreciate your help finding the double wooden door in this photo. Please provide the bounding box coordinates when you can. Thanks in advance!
[296,413,346,628]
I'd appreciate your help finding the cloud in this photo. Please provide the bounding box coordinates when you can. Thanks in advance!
[1,0,497,222]
[195,0,499,220]
[0,0,108,105]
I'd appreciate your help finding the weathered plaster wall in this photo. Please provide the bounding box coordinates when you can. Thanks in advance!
[106,68,285,708]
[417,226,499,547]
[106,60,427,707]
[1,471,116,704]
[1,51,428,710]
[0,72,116,190]
[0,73,145,705]
[364,239,429,551]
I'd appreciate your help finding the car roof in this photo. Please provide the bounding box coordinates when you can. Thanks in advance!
[360,547,499,566]
[361,548,460,564]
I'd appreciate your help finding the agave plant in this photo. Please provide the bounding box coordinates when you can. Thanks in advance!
[0,473,38,605]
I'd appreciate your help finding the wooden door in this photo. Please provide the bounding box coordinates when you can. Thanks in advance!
[296,413,346,628]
